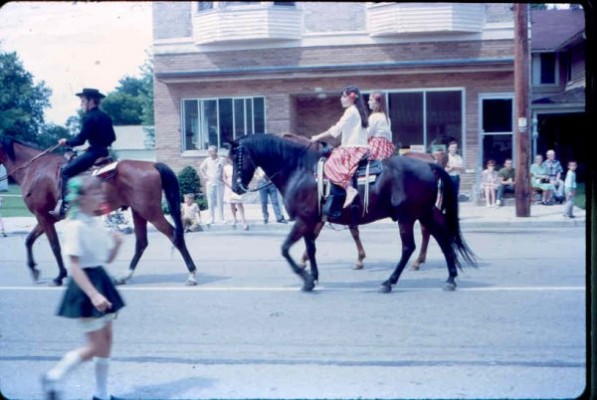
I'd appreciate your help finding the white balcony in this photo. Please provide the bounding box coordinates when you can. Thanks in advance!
[367,3,486,37]
[193,6,302,45]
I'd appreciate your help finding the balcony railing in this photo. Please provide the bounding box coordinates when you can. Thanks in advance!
[193,5,302,45]
[367,3,486,37]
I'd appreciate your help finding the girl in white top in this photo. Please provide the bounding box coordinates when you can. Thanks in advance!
[311,85,369,212]
[367,92,395,160]
[481,159,499,207]
[445,140,465,196]
[223,158,248,230]
[181,193,202,232]
[43,175,124,400]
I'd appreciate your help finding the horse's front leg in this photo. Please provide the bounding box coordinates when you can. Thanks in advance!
[282,221,315,292]
[24,224,46,282]
[381,220,416,293]
[411,223,430,270]
[349,225,366,270]
[300,221,324,269]
[38,222,67,286]
[116,210,149,285]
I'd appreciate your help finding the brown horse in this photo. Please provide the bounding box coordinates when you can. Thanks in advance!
[0,135,197,286]
[279,133,441,271]
[231,134,476,292]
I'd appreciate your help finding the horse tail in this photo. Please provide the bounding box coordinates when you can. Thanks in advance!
[154,162,184,244]
[431,164,477,269]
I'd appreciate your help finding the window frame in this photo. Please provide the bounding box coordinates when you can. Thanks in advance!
[532,51,559,87]
[180,96,266,156]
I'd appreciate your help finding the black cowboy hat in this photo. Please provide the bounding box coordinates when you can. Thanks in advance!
[75,88,106,99]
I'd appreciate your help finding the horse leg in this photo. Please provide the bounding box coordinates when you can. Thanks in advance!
[304,231,319,284]
[419,213,458,291]
[411,223,430,270]
[281,222,315,292]
[24,224,46,282]
[380,220,416,293]
[116,210,148,285]
[149,213,198,286]
[300,221,324,269]
[349,225,366,270]
[42,223,67,286]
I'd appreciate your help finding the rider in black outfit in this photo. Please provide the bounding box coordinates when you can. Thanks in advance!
[50,88,116,220]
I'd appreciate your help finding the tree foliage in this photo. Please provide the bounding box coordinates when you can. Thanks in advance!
[0,51,51,143]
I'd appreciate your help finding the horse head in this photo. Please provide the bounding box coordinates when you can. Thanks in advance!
[228,137,257,195]
[0,135,17,163]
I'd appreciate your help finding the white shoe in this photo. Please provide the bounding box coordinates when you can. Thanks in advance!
[343,186,358,208]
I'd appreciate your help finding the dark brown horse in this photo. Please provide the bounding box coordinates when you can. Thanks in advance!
[230,134,476,292]
[280,133,440,271]
[0,135,197,286]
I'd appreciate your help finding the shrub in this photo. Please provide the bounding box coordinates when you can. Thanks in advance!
[176,165,208,211]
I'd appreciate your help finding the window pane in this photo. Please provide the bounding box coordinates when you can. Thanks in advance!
[482,134,513,166]
[219,99,233,145]
[254,97,265,133]
[198,1,213,12]
[540,53,556,84]
[274,2,295,6]
[426,91,462,146]
[234,99,246,138]
[482,99,512,133]
[388,92,423,149]
[183,100,199,150]
[246,99,254,134]
[201,100,218,149]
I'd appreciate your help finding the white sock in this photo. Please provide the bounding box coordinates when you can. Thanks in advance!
[93,356,110,400]
[47,349,82,381]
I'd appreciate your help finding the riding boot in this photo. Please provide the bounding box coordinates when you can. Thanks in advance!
[49,177,69,220]
[322,184,346,221]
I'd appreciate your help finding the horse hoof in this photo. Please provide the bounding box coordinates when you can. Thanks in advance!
[379,283,392,293]
[30,268,41,282]
[301,277,315,292]
[114,278,127,286]
[49,278,63,287]
[443,282,457,291]
[353,263,364,270]
[185,278,198,286]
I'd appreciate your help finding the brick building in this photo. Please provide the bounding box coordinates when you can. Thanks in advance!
[152,2,583,197]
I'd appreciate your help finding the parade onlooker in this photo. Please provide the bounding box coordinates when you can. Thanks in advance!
[223,158,248,230]
[481,159,499,207]
[563,160,578,219]
[42,175,124,400]
[496,158,516,206]
[530,154,555,205]
[199,145,226,225]
[181,194,202,232]
[445,141,465,199]
[543,149,564,203]
[255,167,287,224]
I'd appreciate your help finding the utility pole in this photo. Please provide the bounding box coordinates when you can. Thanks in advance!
[514,3,531,217]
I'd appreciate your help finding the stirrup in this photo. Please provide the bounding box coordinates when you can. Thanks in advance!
[49,200,67,220]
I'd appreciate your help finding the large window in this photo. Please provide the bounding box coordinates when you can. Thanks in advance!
[182,97,265,151]
[387,90,463,150]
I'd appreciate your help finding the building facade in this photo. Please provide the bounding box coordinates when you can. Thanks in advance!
[153,2,569,197]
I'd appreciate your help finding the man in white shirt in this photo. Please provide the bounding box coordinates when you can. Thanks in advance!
[199,145,226,225]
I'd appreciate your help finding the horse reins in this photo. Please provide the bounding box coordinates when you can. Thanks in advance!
[0,143,61,181]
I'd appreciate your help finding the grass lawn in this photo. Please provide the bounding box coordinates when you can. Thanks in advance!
[0,184,33,217]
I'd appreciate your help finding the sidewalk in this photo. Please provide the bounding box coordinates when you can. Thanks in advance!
[0,201,586,235]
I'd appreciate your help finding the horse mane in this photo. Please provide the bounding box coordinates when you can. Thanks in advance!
[240,133,320,170]
[0,135,44,161]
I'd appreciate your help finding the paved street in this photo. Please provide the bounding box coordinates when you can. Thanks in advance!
[0,209,588,399]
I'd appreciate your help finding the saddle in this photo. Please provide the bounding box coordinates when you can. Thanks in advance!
[91,159,119,180]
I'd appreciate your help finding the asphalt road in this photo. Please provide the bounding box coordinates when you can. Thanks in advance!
[0,223,587,399]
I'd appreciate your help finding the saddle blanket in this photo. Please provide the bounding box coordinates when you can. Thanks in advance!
[92,161,119,180]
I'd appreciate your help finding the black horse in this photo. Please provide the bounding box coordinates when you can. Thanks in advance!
[229,134,476,292]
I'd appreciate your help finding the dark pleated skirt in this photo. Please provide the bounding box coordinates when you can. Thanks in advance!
[57,266,125,319]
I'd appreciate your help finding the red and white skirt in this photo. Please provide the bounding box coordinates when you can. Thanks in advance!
[368,137,395,160]
[324,146,370,188]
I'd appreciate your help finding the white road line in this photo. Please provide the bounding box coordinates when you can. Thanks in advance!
[0,285,585,292]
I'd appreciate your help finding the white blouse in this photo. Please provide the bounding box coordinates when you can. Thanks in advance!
[63,213,115,268]
[367,112,392,141]
[326,105,368,148]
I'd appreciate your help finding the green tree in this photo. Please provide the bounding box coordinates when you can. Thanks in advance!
[101,92,144,125]
[39,124,69,149]
[0,51,51,143]
[177,166,207,210]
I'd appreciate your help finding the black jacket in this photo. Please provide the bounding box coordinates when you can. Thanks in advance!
[66,107,116,150]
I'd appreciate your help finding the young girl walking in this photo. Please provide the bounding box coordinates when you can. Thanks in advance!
[42,175,125,400]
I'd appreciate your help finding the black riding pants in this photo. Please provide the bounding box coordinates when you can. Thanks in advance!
[60,147,108,199]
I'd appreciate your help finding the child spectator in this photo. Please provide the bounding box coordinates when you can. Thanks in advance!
[496,158,515,207]
[181,193,203,232]
[481,159,499,207]
[563,160,578,219]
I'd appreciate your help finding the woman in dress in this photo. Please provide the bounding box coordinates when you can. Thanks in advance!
[367,92,395,160]
[42,175,124,400]
[530,154,555,204]
[311,85,369,219]
[223,157,248,230]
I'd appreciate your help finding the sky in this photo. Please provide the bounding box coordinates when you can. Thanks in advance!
[0,1,153,125]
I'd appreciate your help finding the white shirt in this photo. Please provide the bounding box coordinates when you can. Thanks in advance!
[199,156,225,186]
[326,105,368,148]
[367,112,392,141]
[446,153,464,176]
[63,213,115,268]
